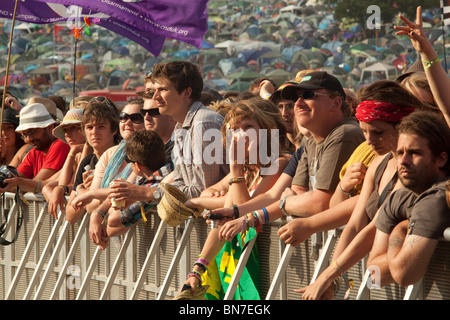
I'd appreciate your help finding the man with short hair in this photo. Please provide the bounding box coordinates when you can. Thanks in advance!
[149,61,228,198]
[0,103,70,193]
[277,71,363,216]
[142,88,176,164]
[367,111,450,287]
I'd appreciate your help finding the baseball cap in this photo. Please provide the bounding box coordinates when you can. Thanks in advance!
[281,71,346,101]
[269,81,298,103]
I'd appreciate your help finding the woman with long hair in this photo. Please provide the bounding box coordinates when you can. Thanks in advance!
[179,97,291,299]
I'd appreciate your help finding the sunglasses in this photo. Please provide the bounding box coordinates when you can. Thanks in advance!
[93,96,115,110]
[141,108,160,117]
[119,112,144,124]
[290,91,329,102]
[124,155,137,164]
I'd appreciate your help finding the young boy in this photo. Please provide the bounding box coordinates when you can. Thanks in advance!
[104,130,167,237]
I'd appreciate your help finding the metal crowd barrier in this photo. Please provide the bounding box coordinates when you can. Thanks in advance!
[0,192,449,300]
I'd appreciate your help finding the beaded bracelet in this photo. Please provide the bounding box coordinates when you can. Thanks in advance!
[187,271,203,283]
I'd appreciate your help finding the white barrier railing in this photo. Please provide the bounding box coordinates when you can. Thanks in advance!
[0,192,448,300]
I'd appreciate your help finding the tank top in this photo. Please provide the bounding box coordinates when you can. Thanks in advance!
[365,153,398,221]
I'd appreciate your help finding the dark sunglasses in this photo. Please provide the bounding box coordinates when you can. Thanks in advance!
[93,96,115,109]
[141,108,160,117]
[290,91,329,102]
[124,155,137,164]
[119,112,144,124]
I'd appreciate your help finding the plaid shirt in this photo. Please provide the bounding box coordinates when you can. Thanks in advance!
[170,101,228,198]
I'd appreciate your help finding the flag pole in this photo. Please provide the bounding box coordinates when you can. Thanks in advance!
[441,0,448,73]
[1,0,20,136]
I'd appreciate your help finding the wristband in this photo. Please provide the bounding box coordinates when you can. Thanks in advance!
[228,177,245,185]
[92,209,105,217]
[68,153,75,159]
[261,207,269,224]
[58,185,69,195]
[35,180,42,193]
[338,182,351,197]
[422,56,439,69]
[232,204,240,219]
[332,260,343,276]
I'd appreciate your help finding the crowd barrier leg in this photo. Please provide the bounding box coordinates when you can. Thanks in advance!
[34,212,71,300]
[310,229,339,284]
[99,225,136,300]
[50,213,90,300]
[356,268,371,300]
[129,219,167,300]
[403,279,424,300]
[23,210,67,300]
[5,202,48,300]
[223,235,258,300]
[265,243,294,300]
[157,217,195,300]
[76,246,102,300]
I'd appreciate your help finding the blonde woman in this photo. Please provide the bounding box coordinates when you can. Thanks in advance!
[180,97,291,298]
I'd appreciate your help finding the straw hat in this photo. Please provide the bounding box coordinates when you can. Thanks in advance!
[69,96,95,109]
[15,103,56,132]
[52,108,84,143]
[173,285,209,300]
[27,97,64,122]
[156,182,201,227]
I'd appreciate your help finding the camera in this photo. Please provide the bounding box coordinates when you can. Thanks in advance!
[0,165,18,188]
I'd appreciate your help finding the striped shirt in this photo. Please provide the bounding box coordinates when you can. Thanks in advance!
[170,101,228,198]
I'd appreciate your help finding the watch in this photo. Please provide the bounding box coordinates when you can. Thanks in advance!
[153,189,162,201]
[279,195,290,216]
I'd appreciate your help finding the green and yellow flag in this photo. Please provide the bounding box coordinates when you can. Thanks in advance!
[203,228,260,300]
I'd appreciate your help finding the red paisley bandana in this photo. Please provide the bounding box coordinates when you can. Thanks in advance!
[355,100,415,123]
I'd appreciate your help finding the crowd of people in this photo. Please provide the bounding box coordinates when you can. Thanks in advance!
[0,6,449,300]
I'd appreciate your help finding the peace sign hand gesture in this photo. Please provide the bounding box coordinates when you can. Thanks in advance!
[393,6,436,60]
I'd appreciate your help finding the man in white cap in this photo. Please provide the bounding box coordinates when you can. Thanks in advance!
[0,103,70,194]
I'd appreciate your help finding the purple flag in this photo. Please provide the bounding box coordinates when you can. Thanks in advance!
[0,0,213,56]
[33,0,209,48]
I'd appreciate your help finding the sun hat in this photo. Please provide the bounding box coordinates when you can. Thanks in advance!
[52,108,84,143]
[173,285,209,300]
[15,103,56,132]
[27,97,64,122]
[281,71,346,101]
[2,108,20,127]
[69,96,95,109]
[395,59,424,83]
[156,182,202,227]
